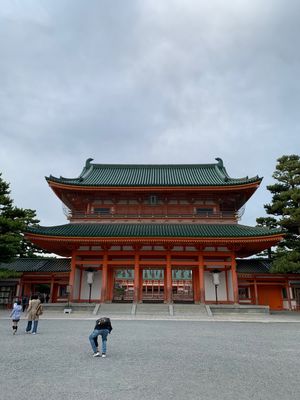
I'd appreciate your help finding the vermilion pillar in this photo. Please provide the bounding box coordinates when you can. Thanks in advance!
[49,276,54,303]
[69,252,76,302]
[139,268,143,301]
[198,254,205,303]
[101,253,108,303]
[107,267,114,302]
[231,255,239,304]
[286,279,292,310]
[166,253,172,303]
[254,277,258,305]
[193,268,200,303]
[134,253,140,303]
[78,269,83,301]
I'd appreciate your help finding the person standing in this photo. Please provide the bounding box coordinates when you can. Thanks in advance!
[89,317,113,357]
[25,295,43,334]
[10,300,22,334]
[22,295,29,312]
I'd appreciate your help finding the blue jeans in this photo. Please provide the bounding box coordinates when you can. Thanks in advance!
[26,320,38,333]
[89,329,109,353]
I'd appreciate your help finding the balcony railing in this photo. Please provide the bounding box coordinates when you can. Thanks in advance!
[67,211,237,220]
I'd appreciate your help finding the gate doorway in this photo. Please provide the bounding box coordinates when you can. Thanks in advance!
[113,269,134,302]
[31,284,51,303]
[142,269,164,302]
[172,269,194,303]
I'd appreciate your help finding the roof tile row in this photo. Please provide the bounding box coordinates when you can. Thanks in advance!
[0,257,273,274]
[47,159,261,187]
[26,223,281,238]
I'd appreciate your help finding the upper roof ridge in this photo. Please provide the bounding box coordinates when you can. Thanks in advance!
[46,157,262,187]
[82,156,227,169]
[88,162,220,168]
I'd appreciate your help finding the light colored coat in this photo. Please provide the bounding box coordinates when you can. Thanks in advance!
[26,299,41,321]
[10,304,22,320]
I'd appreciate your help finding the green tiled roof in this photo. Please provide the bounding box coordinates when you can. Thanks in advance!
[26,223,281,238]
[0,258,70,273]
[1,258,293,275]
[46,158,261,187]
[236,259,271,273]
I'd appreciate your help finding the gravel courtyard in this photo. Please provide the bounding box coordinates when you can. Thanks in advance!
[0,319,299,400]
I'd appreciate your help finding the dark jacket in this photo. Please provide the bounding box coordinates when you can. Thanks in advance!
[94,317,113,333]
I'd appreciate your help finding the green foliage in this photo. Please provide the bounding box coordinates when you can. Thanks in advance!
[271,252,300,273]
[0,173,47,262]
[0,268,22,279]
[256,155,300,273]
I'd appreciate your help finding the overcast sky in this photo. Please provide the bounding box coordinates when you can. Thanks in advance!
[0,0,299,228]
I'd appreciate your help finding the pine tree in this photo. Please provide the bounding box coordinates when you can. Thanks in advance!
[0,173,46,262]
[256,155,300,273]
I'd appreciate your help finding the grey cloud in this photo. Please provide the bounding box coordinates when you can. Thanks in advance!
[0,0,300,226]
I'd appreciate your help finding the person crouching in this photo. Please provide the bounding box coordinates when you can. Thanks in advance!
[89,317,113,358]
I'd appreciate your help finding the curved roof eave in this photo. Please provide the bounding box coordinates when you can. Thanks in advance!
[46,179,262,191]
[45,159,262,188]
[25,223,283,240]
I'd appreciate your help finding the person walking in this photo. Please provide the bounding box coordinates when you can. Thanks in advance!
[10,300,22,334]
[89,317,113,358]
[25,295,43,334]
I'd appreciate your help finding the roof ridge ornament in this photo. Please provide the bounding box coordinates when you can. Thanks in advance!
[78,158,94,181]
[214,158,228,181]
[215,157,223,167]
[85,158,94,169]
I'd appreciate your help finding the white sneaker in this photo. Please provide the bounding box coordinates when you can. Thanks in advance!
[102,354,106,358]
[32,332,36,335]
[93,352,100,357]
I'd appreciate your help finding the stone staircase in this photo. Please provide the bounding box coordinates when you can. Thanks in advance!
[135,303,170,316]
[42,303,95,313]
[40,302,269,317]
[98,303,133,315]
[42,302,210,317]
[172,303,208,317]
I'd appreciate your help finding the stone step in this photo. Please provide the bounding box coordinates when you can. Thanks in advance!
[98,303,133,315]
[173,304,208,316]
[136,303,170,315]
[42,303,95,313]
[210,305,270,314]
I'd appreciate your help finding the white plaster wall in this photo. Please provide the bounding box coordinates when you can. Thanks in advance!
[291,300,297,309]
[73,268,81,299]
[286,300,297,310]
[283,300,289,310]
[80,270,102,301]
[16,284,21,297]
[282,300,298,310]
[204,271,227,301]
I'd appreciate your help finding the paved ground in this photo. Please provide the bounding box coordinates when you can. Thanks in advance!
[0,317,300,400]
